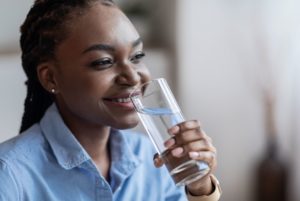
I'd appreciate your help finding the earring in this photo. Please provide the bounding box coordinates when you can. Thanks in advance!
[51,88,56,94]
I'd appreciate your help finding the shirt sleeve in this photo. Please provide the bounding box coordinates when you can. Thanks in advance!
[186,175,222,201]
[0,160,19,201]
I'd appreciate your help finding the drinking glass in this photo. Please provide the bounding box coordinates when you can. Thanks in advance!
[130,78,209,186]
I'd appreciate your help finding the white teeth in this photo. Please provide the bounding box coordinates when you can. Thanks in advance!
[112,98,131,103]
[110,95,138,103]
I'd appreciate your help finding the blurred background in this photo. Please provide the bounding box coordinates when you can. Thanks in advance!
[1,0,300,200]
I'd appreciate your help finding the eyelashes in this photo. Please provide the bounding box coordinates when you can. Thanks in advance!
[130,51,146,63]
[90,57,113,69]
[89,51,146,70]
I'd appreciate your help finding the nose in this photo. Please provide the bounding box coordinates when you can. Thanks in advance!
[115,63,141,86]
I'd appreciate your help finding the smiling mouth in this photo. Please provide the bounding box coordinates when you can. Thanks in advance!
[104,91,141,102]
[102,92,141,108]
[102,97,135,110]
[106,97,132,103]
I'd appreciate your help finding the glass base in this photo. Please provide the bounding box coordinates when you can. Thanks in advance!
[170,160,210,186]
[175,166,210,186]
[161,149,210,186]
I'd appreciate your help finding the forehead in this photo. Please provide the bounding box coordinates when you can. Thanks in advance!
[61,3,140,50]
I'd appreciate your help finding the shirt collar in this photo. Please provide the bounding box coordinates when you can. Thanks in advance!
[40,104,90,169]
[40,104,141,175]
[110,129,141,170]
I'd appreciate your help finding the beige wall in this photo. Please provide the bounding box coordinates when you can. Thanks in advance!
[0,54,26,141]
[0,1,33,53]
[176,1,300,200]
[0,0,33,141]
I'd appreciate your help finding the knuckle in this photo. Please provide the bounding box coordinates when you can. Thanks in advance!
[177,122,186,131]
[191,120,201,130]
[193,119,201,126]
[184,142,196,152]
[211,152,217,160]
[187,143,195,150]
[206,135,212,142]
[179,120,201,130]
[195,128,203,137]
[181,130,195,141]
[201,139,211,147]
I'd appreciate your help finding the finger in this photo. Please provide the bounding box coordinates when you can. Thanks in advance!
[169,136,215,158]
[153,153,164,168]
[167,125,180,135]
[183,139,216,153]
[173,128,204,146]
[164,129,208,149]
[168,120,201,135]
[188,151,217,170]
[170,147,184,158]
[201,129,213,143]
[164,137,176,149]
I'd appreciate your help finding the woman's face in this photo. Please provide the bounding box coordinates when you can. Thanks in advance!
[52,3,151,130]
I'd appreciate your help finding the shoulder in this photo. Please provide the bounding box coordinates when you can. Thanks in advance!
[0,124,46,164]
[0,159,20,200]
[0,124,49,200]
[0,127,45,201]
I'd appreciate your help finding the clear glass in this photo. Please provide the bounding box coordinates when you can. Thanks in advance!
[130,78,209,186]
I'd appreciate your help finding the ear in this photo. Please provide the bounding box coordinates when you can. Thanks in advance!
[37,62,58,94]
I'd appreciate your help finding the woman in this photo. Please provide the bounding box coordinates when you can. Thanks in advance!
[0,0,221,200]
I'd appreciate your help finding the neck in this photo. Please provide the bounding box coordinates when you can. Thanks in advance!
[56,102,111,158]
[74,126,111,161]
[56,103,112,179]
[71,123,112,179]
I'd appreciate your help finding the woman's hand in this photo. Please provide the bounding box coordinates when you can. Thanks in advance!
[153,120,217,196]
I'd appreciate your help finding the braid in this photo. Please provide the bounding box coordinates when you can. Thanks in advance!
[19,0,114,133]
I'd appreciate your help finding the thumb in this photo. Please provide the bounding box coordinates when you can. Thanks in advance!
[153,153,164,168]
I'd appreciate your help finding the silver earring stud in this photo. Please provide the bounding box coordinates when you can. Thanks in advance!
[51,89,56,94]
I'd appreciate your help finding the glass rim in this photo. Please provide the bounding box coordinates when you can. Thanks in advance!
[129,77,167,98]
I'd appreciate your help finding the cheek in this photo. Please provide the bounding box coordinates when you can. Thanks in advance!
[56,74,113,124]
[139,65,152,82]
[56,72,108,108]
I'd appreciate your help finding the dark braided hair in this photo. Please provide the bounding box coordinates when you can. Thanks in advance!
[19,0,114,133]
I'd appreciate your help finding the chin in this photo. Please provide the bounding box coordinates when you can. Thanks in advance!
[112,117,140,130]
[113,122,139,130]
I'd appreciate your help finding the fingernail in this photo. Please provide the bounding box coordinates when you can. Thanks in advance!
[164,138,175,148]
[153,153,159,160]
[154,157,160,165]
[171,147,184,157]
[189,151,200,159]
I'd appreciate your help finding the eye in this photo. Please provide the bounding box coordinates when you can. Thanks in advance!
[89,57,113,69]
[130,51,146,64]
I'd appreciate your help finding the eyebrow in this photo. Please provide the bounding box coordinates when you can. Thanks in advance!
[132,37,142,48]
[82,37,142,54]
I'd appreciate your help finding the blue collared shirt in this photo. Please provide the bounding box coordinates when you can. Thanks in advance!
[0,104,187,201]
